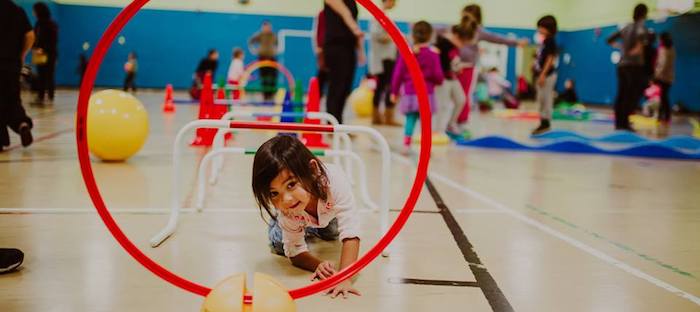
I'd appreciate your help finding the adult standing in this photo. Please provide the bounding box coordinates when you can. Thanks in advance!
[249,21,279,101]
[654,32,675,123]
[0,0,34,273]
[1,0,35,151]
[369,0,399,126]
[32,2,58,105]
[607,3,649,131]
[323,0,365,124]
[312,9,329,97]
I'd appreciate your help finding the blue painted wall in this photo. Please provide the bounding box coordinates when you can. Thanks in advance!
[17,3,698,111]
[557,13,700,111]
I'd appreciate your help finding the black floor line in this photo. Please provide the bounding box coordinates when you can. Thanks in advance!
[424,177,514,312]
[389,277,480,287]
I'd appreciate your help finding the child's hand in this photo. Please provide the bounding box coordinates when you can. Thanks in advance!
[325,280,361,299]
[390,94,398,104]
[537,75,546,87]
[311,261,337,281]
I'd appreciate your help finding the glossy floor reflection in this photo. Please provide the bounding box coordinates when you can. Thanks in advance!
[0,90,698,311]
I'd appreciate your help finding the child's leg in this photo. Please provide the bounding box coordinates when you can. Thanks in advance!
[404,112,419,144]
[267,219,286,256]
[457,67,475,124]
[447,80,467,132]
[433,84,452,134]
[539,74,557,121]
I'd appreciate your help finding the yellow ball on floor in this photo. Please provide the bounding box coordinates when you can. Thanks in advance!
[350,86,374,118]
[201,272,295,312]
[87,90,148,161]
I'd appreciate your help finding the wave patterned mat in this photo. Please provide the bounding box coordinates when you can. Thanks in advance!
[532,130,700,151]
[456,136,700,160]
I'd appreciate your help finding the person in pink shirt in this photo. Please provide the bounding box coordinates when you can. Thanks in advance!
[390,21,444,154]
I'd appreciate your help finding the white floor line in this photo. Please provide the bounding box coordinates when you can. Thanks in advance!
[392,152,700,306]
[454,209,507,214]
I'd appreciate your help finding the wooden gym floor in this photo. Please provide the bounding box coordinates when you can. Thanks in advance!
[0,90,698,311]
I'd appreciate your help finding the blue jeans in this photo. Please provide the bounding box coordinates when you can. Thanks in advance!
[268,218,339,256]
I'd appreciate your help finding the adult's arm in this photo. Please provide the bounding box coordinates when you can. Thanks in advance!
[23,30,35,61]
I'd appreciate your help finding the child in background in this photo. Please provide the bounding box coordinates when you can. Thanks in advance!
[485,67,511,99]
[654,32,675,123]
[434,15,479,139]
[456,4,529,129]
[390,21,444,155]
[227,48,245,99]
[190,49,219,99]
[555,79,578,106]
[531,15,558,135]
[252,135,361,299]
[123,52,137,93]
[642,82,661,117]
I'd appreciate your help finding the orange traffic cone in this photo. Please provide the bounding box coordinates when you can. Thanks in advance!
[302,78,330,148]
[162,84,175,113]
[191,73,217,146]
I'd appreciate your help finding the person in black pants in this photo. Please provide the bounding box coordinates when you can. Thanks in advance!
[123,52,138,92]
[32,2,58,105]
[323,0,365,124]
[0,0,34,273]
[1,0,35,151]
[607,4,649,131]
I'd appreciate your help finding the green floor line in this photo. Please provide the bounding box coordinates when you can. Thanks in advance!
[525,204,697,281]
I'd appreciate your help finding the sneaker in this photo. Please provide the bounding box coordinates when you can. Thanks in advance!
[19,124,33,147]
[531,119,551,135]
[0,248,24,274]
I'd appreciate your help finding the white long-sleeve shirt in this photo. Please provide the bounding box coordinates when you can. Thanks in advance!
[278,164,360,257]
[227,58,245,83]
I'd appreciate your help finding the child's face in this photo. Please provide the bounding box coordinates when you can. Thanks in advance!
[565,80,573,89]
[269,169,312,216]
[537,27,550,38]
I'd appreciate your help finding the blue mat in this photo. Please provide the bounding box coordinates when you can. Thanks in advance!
[532,130,700,151]
[456,136,700,160]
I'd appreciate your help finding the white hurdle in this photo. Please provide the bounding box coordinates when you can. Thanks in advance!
[195,147,378,212]
[209,111,353,185]
[150,120,391,256]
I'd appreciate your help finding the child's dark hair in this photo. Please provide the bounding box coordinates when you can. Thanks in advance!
[537,15,558,35]
[633,3,648,21]
[452,14,479,41]
[252,135,328,221]
[33,2,52,22]
[462,4,482,25]
[412,21,433,44]
[233,48,244,58]
[660,32,673,48]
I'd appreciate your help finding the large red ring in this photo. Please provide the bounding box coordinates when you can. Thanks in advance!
[76,0,433,299]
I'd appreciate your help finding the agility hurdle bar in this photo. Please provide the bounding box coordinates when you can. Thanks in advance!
[150,120,391,257]
[210,111,352,185]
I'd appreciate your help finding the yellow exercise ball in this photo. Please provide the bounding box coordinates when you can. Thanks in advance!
[201,273,295,312]
[350,86,374,118]
[87,89,149,161]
